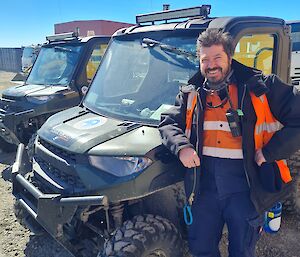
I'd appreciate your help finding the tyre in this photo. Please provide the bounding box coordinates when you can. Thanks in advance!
[26,132,37,162]
[283,150,300,216]
[0,136,16,153]
[100,214,183,257]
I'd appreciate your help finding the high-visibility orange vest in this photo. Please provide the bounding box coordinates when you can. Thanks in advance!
[185,87,292,183]
[185,90,198,139]
[202,85,243,159]
[250,93,292,183]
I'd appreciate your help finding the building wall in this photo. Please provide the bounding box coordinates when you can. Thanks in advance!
[54,20,134,37]
[0,48,22,72]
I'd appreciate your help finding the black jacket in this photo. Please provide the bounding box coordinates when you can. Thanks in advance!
[159,59,300,214]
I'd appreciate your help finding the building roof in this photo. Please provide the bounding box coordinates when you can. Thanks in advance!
[55,20,134,37]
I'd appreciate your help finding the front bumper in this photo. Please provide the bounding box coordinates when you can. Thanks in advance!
[12,144,108,255]
[0,97,34,145]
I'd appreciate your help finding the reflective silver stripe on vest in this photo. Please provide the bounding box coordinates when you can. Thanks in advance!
[203,121,231,132]
[202,146,244,159]
[255,121,283,135]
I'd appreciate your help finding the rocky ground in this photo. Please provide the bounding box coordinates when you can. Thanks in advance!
[0,71,300,257]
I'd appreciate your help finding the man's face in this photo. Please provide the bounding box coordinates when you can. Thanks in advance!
[199,44,232,84]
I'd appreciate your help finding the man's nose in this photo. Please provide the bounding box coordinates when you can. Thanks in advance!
[204,59,215,69]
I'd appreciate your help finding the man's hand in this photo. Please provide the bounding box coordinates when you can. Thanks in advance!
[179,147,200,168]
[255,148,267,167]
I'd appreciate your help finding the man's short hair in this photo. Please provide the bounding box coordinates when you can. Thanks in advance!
[197,29,235,58]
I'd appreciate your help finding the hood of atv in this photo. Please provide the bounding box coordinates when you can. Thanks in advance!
[38,106,162,155]
[2,83,68,99]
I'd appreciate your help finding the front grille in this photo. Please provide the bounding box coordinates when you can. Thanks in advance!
[36,138,85,193]
[291,67,300,86]
[35,156,85,192]
[291,67,300,75]
[292,79,300,86]
[38,138,76,163]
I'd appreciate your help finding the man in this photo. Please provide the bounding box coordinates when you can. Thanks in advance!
[159,29,300,257]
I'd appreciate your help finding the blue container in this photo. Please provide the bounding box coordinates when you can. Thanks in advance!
[263,202,282,234]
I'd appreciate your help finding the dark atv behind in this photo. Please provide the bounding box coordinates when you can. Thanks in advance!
[0,32,109,155]
[12,5,293,257]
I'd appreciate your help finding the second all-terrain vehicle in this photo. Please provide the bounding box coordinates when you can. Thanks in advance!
[12,5,296,257]
[0,32,110,155]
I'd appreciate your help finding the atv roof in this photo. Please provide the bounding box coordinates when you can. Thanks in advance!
[113,5,285,36]
[45,31,110,45]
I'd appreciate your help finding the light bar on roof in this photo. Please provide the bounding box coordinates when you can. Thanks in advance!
[46,32,78,42]
[136,5,211,24]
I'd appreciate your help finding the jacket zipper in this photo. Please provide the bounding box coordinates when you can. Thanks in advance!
[241,84,251,188]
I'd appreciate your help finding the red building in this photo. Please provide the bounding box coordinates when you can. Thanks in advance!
[54,20,134,37]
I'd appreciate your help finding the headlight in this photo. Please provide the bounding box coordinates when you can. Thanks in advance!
[27,95,55,104]
[89,156,153,177]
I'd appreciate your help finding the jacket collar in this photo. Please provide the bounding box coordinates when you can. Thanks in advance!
[188,59,269,97]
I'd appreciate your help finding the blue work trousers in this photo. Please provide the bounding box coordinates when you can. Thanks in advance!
[188,190,263,257]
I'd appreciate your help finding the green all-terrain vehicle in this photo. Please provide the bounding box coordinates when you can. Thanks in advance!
[0,32,109,155]
[12,5,296,257]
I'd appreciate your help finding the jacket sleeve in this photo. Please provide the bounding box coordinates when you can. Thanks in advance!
[158,90,195,157]
[262,75,300,162]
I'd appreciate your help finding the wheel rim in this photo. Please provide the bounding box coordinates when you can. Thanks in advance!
[148,249,168,257]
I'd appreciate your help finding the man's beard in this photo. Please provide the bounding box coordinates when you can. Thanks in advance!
[203,69,233,91]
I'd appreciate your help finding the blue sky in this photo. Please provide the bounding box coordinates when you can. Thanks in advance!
[0,0,299,47]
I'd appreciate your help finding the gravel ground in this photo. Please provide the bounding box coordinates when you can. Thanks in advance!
[1,71,300,257]
[0,71,18,91]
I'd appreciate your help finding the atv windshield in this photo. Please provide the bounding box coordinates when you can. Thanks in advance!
[84,31,200,125]
[26,44,82,86]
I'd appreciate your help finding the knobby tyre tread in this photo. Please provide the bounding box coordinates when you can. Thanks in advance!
[100,214,183,257]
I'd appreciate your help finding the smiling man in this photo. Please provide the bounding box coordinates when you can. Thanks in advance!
[159,29,300,257]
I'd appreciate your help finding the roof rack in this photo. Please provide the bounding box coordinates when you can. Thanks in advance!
[46,32,79,42]
[136,5,211,25]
